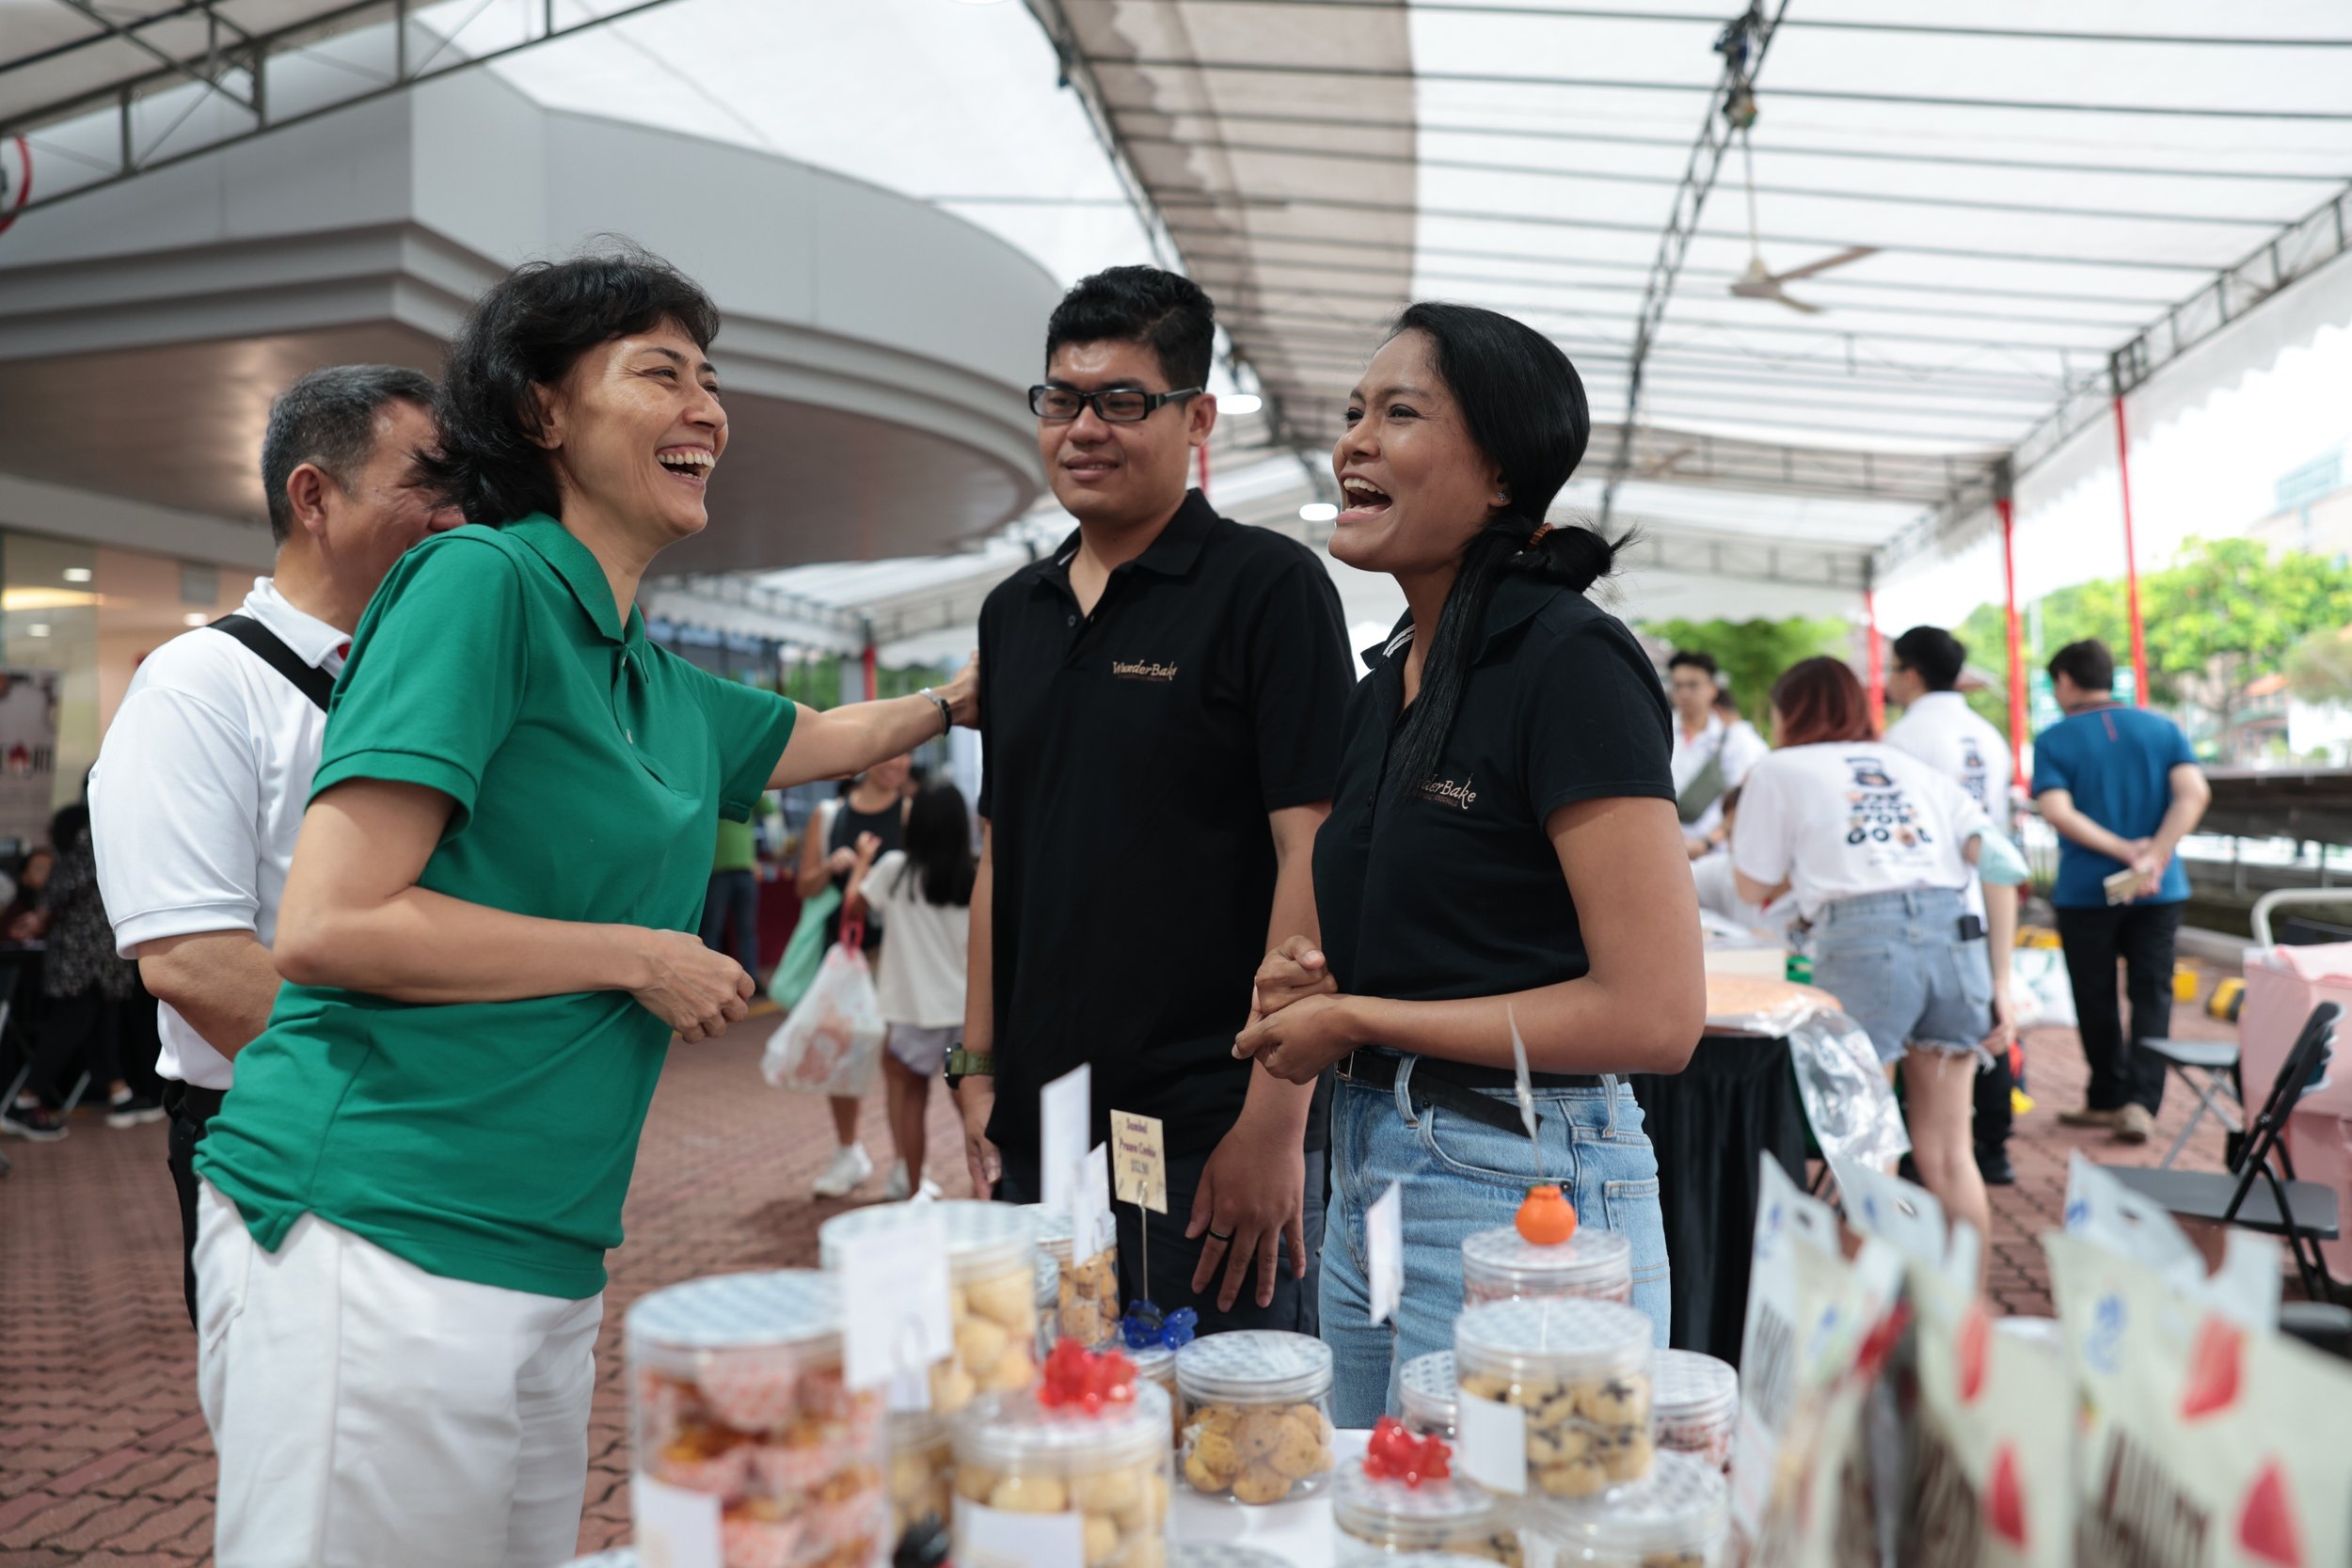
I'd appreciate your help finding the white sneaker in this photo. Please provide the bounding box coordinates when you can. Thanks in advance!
[812,1143,874,1199]
[884,1162,944,1202]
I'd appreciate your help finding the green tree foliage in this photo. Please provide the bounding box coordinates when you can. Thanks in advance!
[1641,616,1852,723]
[2287,625,2352,705]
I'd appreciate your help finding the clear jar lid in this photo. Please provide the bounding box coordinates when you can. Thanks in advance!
[1461,1226,1632,1293]
[1525,1449,1727,1557]
[1653,1350,1738,1424]
[1330,1460,1498,1537]
[1454,1297,1653,1382]
[1129,1343,1175,1386]
[1175,1330,1333,1405]
[626,1269,839,1355]
[1022,1202,1074,1264]
[887,1406,950,1456]
[818,1199,1032,1284]
[949,1381,1170,1475]
[1399,1350,1457,1431]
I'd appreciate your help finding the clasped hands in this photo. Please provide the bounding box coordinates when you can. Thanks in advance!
[1230,935,1359,1085]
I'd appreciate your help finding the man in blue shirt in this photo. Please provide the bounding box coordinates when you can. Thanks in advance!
[2030,640,2211,1143]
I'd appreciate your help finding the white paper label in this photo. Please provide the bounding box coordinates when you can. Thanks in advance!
[1041,1063,1091,1215]
[954,1497,1086,1568]
[1455,1390,1527,1495]
[841,1205,952,1397]
[633,1471,722,1568]
[1367,1180,1404,1325]
[1074,1142,1113,1256]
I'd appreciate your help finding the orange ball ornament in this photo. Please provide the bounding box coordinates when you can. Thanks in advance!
[1516,1183,1578,1245]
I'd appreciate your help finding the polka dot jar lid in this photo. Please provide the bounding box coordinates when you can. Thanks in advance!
[1454,1296,1654,1379]
[1653,1349,1739,1421]
[1525,1449,1728,1557]
[1169,1545,1291,1568]
[1399,1350,1458,1429]
[951,1382,1171,1474]
[818,1198,1031,1281]
[1174,1330,1333,1405]
[625,1269,838,1351]
[1462,1225,1632,1291]
[1331,1456,1499,1529]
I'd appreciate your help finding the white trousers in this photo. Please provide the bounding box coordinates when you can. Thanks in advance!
[195,1180,602,1568]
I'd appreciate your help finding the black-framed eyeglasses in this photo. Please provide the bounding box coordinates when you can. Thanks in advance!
[1029,384,1203,422]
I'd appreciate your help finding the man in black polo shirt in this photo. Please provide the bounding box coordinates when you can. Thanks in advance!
[953,266,1353,1332]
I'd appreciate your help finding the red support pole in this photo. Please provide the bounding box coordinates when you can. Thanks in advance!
[2113,394,2151,705]
[1865,584,1884,734]
[1196,441,1210,501]
[1997,494,2028,782]
[862,641,877,703]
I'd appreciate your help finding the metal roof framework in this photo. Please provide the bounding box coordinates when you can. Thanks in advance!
[1021,0,2352,593]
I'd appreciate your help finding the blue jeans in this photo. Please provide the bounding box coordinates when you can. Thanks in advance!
[1318,1058,1670,1428]
[1811,887,1993,1069]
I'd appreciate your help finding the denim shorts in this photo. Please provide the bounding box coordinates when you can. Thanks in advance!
[1318,1054,1670,1429]
[1811,887,1994,1069]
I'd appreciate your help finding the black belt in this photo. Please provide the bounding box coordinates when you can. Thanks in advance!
[162,1082,226,1123]
[1334,1050,1603,1134]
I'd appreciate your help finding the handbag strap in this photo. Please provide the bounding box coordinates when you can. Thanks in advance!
[211,613,334,712]
[839,911,866,952]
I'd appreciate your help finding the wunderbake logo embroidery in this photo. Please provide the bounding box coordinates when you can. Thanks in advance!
[1418,774,1477,810]
[1111,659,1178,683]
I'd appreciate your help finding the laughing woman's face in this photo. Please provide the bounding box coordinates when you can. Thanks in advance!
[536,317,728,545]
[1327,329,1504,579]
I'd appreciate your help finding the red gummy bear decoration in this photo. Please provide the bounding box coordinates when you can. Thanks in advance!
[2180,1313,2245,1422]
[1364,1416,1452,1487]
[1956,1301,1991,1406]
[2238,1460,2303,1568]
[1039,1338,1136,1414]
[1984,1441,2027,1548]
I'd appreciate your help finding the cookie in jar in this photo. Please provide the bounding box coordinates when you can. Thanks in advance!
[1174,1330,1336,1504]
[1649,1351,1737,1473]
[627,1270,888,1568]
[1025,1203,1123,1350]
[1518,1449,1728,1567]
[1454,1297,1655,1500]
[949,1346,1173,1568]
[818,1199,1039,1414]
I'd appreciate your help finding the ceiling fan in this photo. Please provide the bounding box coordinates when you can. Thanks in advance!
[1727,132,1874,314]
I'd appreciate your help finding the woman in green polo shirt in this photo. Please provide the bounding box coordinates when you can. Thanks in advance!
[190,249,975,1567]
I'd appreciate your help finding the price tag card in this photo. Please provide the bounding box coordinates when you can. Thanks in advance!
[840,1206,951,1396]
[1456,1391,1528,1496]
[1041,1063,1091,1215]
[633,1472,722,1568]
[1074,1143,1114,1256]
[1367,1180,1404,1325]
[954,1497,1084,1568]
[1111,1109,1168,1214]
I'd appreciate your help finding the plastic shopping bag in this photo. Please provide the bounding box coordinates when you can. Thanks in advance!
[762,937,884,1100]
[766,884,841,1013]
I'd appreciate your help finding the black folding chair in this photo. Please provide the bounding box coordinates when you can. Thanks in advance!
[2100,1001,2342,1305]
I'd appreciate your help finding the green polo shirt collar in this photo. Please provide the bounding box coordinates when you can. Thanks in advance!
[506,514,636,645]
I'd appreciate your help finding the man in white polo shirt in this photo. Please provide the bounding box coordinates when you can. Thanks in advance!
[1883,624,2023,1187]
[90,365,457,1326]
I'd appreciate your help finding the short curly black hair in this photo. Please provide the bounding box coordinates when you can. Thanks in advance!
[421,243,721,526]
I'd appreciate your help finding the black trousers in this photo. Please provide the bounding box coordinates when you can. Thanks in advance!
[998,1143,1324,1337]
[162,1081,222,1331]
[2056,901,2185,1115]
[1975,1037,2014,1157]
[17,990,120,1105]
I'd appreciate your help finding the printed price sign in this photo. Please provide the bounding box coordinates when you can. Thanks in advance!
[1111,1110,1168,1214]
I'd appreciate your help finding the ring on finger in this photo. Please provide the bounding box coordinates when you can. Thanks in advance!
[1207,1226,1235,1243]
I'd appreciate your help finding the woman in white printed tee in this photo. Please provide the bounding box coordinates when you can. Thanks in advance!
[1731,657,2014,1255]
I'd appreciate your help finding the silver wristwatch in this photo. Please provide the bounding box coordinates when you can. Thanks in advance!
[917,687,953,736]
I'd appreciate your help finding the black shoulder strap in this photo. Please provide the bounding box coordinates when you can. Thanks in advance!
[210,613,335,713]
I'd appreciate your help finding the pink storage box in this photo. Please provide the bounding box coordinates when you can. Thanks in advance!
[2240,945,2352,1276]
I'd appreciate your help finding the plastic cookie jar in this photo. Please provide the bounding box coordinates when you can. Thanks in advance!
[818,1199,1039,1415]
[884,1408,952,1543]
[1454,1297,1656,1500]
[949,1381,1173,1568]
[1399,1350,1459,1442]
[1173,1330,1337,1504]
[1025,1203,1123,1350]
[1518,1449,1729,1567]
[627,1270,888,1568]
[1648,1351,1738,1472]
[1329,1456,1524,1564]
[1461,1226,1634,1307]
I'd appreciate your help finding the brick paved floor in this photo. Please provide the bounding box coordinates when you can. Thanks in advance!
[0,979,2254,1566]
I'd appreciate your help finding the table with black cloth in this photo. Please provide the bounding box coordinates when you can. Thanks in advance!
[1629,1029,1811,1366]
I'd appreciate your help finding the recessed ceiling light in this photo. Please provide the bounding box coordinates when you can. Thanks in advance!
[1298,502,1339,523]
[183,611,208,626]
[26,624,50,638]
[1222,394,1263,415]
[62,567,91,583]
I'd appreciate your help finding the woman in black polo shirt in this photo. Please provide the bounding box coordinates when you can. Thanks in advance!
[1233,303,1705,1424]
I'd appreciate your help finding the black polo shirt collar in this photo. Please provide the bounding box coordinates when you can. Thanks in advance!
[1032,487,1216,594]
[1361,570,1563,674]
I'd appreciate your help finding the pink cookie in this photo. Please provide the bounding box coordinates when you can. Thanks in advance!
[700,1347,802,1432]
[651,1437,754,1498]
[751,1438,845,1497]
